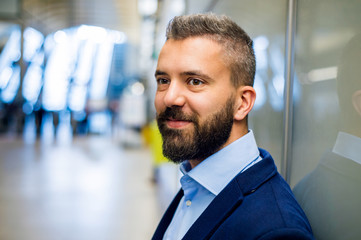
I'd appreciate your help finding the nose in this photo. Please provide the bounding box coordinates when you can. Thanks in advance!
[163,81,186,108]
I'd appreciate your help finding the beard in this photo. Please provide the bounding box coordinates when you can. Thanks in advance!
[156,97,235,164]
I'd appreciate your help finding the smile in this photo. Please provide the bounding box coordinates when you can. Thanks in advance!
[166,118,192,129]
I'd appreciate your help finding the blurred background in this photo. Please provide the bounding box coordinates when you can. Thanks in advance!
[0,0,360,239]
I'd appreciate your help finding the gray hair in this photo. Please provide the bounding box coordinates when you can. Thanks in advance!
[166,13,256,87]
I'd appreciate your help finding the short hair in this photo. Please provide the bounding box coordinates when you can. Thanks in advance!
[166,13,256,87]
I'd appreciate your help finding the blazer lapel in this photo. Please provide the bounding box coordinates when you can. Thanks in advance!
[182,179,244,240]
[152,189,184,240]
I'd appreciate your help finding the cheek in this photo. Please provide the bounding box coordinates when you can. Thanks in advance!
[189,91,234,119]
[188,95,219,117]
[154,94,164,113]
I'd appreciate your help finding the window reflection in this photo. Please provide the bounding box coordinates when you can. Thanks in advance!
[294,33,361,240]
[0,23,131,140]
[0,25,21,103]
[22,52,44,104]
[1,64,20,103]
[23,27,44,62]
[252,35,287,112]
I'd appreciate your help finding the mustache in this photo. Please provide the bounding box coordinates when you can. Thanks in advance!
[157,107,197,122]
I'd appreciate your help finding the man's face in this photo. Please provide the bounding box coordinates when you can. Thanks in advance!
[154,37,237,163]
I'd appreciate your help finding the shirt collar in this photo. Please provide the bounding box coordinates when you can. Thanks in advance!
[332,131,361,165]
[180,130,260,195]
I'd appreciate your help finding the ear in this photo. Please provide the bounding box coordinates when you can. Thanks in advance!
[234,86,256,121]
[352,90,361,116]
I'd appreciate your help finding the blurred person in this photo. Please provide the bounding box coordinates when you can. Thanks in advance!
[152,13,313,240]
[293,33,361,240]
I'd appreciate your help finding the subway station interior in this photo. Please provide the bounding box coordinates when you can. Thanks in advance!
[1,0,361,239]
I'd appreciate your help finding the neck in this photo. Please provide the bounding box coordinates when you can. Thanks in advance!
[189,159,202,169]
[340,121,361,139]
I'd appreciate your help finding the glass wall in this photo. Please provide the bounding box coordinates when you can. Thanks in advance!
[291,0,361,239]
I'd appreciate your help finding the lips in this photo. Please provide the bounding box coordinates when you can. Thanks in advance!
[157,107,197,129]
[166,118,192,129]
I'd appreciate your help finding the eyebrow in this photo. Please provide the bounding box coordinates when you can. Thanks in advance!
[181,71,213,81]
[154,70,167,77]
[154,70,213,81]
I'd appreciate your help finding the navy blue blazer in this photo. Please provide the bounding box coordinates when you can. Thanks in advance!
[152,149,314,240]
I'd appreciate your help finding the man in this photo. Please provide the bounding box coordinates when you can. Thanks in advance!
[152,13,313,240]
[293,33,361,240]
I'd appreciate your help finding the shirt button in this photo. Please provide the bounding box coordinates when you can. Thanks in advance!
[186,200,192,207]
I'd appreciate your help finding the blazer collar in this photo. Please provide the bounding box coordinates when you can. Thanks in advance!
[152,149,277,240]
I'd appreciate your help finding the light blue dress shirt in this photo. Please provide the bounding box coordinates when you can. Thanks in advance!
[163,130,262,240]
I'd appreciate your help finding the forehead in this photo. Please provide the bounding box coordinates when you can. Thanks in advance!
[157,37,228,74]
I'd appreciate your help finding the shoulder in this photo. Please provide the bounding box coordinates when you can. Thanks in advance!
[210,151,313,239]
[208,173,314,239]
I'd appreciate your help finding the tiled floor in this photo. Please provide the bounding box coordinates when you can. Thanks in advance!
[0,135,165,240]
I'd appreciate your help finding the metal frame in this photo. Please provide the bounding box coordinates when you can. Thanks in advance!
[282,0,298,182]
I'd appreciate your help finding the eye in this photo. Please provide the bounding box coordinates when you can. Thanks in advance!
[188,78,204,86]
[157,78,170,85]
[156,78,170,91]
